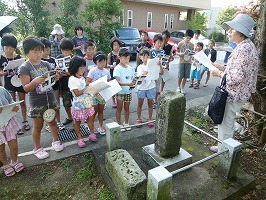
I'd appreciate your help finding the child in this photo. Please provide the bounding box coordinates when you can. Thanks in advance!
[150,34,164,109]
[136,48,163,127]
[0,86,24,176]
[189,42,203,89]
[201,39,217,87]
[87,51,111,135]
[0,35,30,135]
[19,36,64,160]
[176,29,194,94]
[107,37,121,108]
[83,41,96,77]
[113,48,135,131]
[57,38,74,125]
[40,37,65,131]
[72,25,88,57]
[68,56,95,147]
[136,31,152,67]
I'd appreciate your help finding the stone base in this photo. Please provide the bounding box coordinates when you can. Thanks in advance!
[142,144,192,172]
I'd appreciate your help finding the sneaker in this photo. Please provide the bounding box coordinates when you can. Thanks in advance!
[123,123,131,131]
[45,125,51,133]
[147,121,154,127]
[89,134,97,142]
[77,139,86,148]
[153,102,157,109]
[112,102,117,108]
[135,119,142,128]
[33,148,49,160]
[120,125,126,132]
[52,141,64,152]
[181,89,186,95]
[62,118,73,125]
[209,146,218,153]
[176,87,181,93]
[57,121,65,130]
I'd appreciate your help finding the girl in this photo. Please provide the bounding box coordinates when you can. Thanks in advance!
[72,25,88,57]
[19,36,64,160]
[87,51,111,135]
[0,86,24,177]
[68,56,95,147]
[0,35,30,135]
[107,37,121,108]
[113,48,135,131]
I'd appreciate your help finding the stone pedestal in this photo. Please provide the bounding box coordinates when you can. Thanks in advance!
[106,122,121,151]
[155,91,186,158]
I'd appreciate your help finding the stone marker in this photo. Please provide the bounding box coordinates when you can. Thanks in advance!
[105,149,147,200]
[155,91,186,158]
[106,122,121,151]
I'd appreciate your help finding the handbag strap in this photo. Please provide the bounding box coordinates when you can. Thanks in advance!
[220,74,226,89]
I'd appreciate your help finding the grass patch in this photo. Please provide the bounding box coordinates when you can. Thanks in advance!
[98,186,115,200]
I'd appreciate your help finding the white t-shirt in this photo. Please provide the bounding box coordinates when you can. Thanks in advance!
[137,64,156,90]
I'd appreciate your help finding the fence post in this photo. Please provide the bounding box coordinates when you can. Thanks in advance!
[105,122,121,151]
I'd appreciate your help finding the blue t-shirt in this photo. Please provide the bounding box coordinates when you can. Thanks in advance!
[72,35,88,57]
[87,67,111,82]
[113,64,135,94]
[224,42,237,64]
[150,48,165,59]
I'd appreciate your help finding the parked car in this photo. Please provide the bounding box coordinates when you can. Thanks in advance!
[112,27,140,60]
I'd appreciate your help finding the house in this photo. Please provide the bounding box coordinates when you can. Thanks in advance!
[48,0,211,31]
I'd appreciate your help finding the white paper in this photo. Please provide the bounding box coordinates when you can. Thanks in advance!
[3,58,26,70]
[146,58,160,81]
[161,69,171,81]
[214,46,233,53]
[55,56,71,72]
[158,54,170,69]
[0,100,23,127]
[84,75,110,95]
[193,51,217,71]
[99,80,122,101]
[40,70,57,92]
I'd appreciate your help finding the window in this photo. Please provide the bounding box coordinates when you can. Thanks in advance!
[147,12,152,28]
[127,10,133,27]
[164,14,168,29]
[170,14,174,30]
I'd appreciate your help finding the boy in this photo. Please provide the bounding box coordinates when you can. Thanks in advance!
[176,29,194,94]
[40,37,65,131]
[150,34,164,108]
[189,42,203,89]
[83,41,96,77]
[136,31,152,67]
[57,38,74,125]
[201,39,217,87]
[113,48,135,132]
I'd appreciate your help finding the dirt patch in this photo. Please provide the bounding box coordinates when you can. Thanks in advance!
[0,153,114,200]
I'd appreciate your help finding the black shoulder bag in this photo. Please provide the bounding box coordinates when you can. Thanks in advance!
[208,74,228,124]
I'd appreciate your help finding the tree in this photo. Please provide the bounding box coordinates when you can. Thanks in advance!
[55,0,82,37]
[188,12,208,36]
[0,1,8,15]
[216,6,236,26]
[81,0,123,53]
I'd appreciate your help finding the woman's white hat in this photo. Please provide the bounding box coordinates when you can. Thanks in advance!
[51,24,65,35]
[222,14,254,37]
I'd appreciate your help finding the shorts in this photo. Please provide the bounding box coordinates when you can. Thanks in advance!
[61,91,73,108]
[71,107,95,121]
[27,100,59,118]
[202,66,209,71]
[137,87,156,99]
[0,117,20,145]
[190,69,201,81]
[116,93,132,102]
[178,63,191,79]
[90,94,106,106]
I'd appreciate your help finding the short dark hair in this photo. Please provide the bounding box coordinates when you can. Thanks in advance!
[93,51,107,64]
[0,26,12,38]
[60,38,74,51]
[209,39,215,45]
[1,35,17,48]
[75,25,83,35]
[118,47,131,57]
[185,29,194,38]
[23,36,44,55]
[110,37,122,50]
[141,31,148,37]
[153,34,163,43]
[69,55,86,76]
[84,41,95,50]
[194,30,201,35]
[40,37,51,48]
[87,39,96,45]
[139,47,150,56]
[162,30,170,38]
[196,42,204,49]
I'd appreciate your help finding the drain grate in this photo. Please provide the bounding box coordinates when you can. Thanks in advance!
[58,125,90,142]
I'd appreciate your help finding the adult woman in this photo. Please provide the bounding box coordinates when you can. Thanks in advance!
[72,25,87,57]
[210,14,258,152]
[49,24,65,58]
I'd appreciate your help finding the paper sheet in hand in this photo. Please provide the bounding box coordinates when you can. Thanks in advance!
[0,100,24,127]
[40,70,57,92]
[161,69,171,81]
[146,58,160,80]
[193,51,216,71]
[99,80,122,101]
[84,75,110,95]
[3,58,26,70]
[55,56,71,72]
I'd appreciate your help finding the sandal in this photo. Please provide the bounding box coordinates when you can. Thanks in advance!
[97,128,106,135]
[11,161,24,173]
[22,121,31,131]
[189,84,194,88]
[194,84,199,89]
[17,129,24,135]
[203,84,208,87]
[1,165,15,177]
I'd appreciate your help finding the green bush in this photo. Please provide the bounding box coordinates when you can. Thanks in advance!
[208,30,225,42]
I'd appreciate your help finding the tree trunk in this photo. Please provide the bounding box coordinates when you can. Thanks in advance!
[252,0,266,146]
